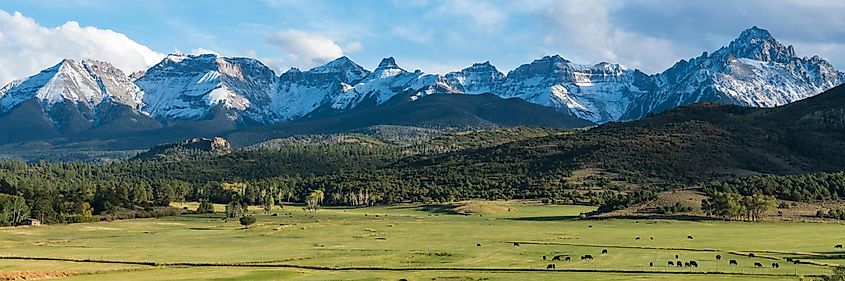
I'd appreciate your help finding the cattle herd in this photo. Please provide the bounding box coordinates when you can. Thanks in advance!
[532,235,840,270]
[543,250,786,271]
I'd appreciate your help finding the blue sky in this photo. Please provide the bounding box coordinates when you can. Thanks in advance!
[1,0,844,85]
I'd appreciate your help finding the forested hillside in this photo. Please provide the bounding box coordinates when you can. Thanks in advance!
[1,84,844,224]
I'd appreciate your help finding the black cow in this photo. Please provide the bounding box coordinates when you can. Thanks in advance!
[754,262,763,268]
[552,255,561,261]
[687,235,694,240]
[684,262,690,267]
[836,244,843,249]
[793,259,801,264]
[729,260,738,266]
[716,254,721,260]
[748,253,755,258]
[546,264,555,269]
[601,249,608,254]
[513,242,520,247]
[649,262,653,267]
[786,257,793,262]
[668,261,674,266]
[582,255,594,260]
[676,261,682,267]
[476,243,481,247]
[542,255,547,260]
[635,236,640,240]
[588,225,592,228]
[565,256,571,261]
[675,254,679,259]
[650,237,654,240]
[689,261,698,267]
[772,263,780,268]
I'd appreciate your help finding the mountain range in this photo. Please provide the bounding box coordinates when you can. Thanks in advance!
[0,26,842,147]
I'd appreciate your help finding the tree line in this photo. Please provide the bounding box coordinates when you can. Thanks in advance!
[701,192,777,221]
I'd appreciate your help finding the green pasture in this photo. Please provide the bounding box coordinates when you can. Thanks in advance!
[0,202,842,280]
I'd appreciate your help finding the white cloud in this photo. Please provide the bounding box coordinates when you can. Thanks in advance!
[515,0,845,72]
[267,29,345,70]
[190,48,220,56]
[525,0,685,73]
[0,10,164,85]
[436,0,506,32]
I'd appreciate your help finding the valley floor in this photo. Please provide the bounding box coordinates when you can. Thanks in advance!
[0,201,842,280]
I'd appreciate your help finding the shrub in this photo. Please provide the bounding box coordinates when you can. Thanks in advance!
[239,216,257,228]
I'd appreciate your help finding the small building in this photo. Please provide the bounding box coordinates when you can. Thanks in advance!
[21,218,41,226]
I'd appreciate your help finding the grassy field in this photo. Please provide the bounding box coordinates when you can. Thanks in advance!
[0,201,843,280]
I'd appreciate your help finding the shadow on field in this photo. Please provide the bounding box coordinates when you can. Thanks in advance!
[788,252,845,260]
[593,214,717,221]
[507,215,580,221]
[399,204,459,215]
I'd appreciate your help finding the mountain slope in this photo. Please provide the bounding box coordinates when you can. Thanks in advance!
[495,55,655,123]
[405,83,845,190]
[628,27,844,120]
[0,26,841,148]
[226,91,592,146]
[136,54,278,125]
[0,59,157,138]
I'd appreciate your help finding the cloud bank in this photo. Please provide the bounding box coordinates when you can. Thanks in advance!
[0,10,164,85]
[267,29,347,70]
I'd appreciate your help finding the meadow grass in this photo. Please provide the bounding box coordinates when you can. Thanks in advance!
[0,201,841,280]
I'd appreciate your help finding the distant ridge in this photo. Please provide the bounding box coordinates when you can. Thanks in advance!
[0,26,841,147]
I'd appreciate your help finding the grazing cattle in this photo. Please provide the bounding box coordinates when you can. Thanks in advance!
[582,255,594,260]
[684,262,690,267]
[565,256,571,261]
[786,258,793,262]
[772,263,780,268]
[546,264,555,269]
[588,225,593,228]
[513,242,520,247]
[748,253,755,258]
[793,259,801,264]
[729,260,738,266]
[542,255,547,260]
[650,237,654,240]
[476,243,481,247]
[635,236,640,240]
[754,262,763,268]
[649,262,653,267]
[676,261,682,267]
[687,235,694,240]
[601,249,608,254]
[668,261,674,266]
[836,244,843,249]
[716,254,721,260]
[675,255,679,259]
[552,255,560,261]
[689,261,698,267]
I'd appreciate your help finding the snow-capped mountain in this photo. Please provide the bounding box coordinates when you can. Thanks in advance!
[328,57,459,109]
[271,56,370,119]
[0,26,841,145]
[136,54,278,124]
[493,55,655,123]
[629,26,844,119]
[0,58,149,133]
[445,61,505,95]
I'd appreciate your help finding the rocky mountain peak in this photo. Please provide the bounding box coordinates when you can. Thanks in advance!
[377,57,399,69]
[725,26,795,62]
[308,56,371,84]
